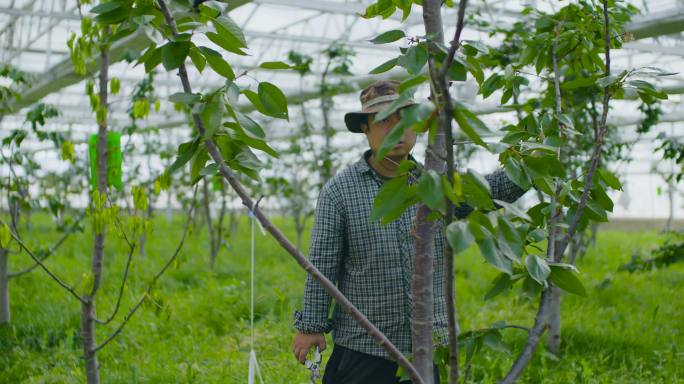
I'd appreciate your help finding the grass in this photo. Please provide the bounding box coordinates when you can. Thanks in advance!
[1,213,683,383]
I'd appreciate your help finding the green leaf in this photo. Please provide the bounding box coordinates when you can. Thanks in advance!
[493,199,532,222]
[466,55,484,84]
[198,2,223,18]
[199,94,225,138]
[533,177,554,195]
[462,170,494,210]
[258,82,289,120]
[591,185,614,212]
[497,216,524,257]
[223,124,278,158]
[562,76,597,90]
[374,103,433,161]
[478,236,513,275]
[110,78,120,95]
[92,2,130,24]
[417,170,445,212]
[480,74,502,98]
[496,233,521,263]
[169,137,201,174]
[213,15,247,47]
[370,176,417,225]
[375,118,409,161]
[0,223,12,248]
[557,113,574,130]
[375,91,413,121]
[398,75,428,93]
[235,111,266,138]
[259,61,293,70]
[161,41,191,71]
[370,57,399,74]
[549,265,587,297]
[461,40,489,55]
[598,168,622,190]
[398,45,428,75]
[483,330,509,353]
[448,61,467,82]
[584,200,608,222]
[447,221,474,255]
[595,74,621,88]
[198,46,235,80]
[484,273,515,300]
[503,157,530,190]
[453,103,489,149]
[369,30,405,44]
[90,2,122,14]
[522,275,542,299]
[524,154,565,178]
[143,47,162,73]
[527,228,547,243]
[243,90,266,114]
[169,92,201,104]
[206,32,247,56]
[525,255,550,286]
[215,136,263,180]
[191,150,210,184]
[199,163,220,177]
[188,46,207,72]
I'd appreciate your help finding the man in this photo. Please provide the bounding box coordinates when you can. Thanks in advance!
[292,80,526,383]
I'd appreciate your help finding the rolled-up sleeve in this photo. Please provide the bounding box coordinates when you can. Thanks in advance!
[293,183,346,334]
[454,169,528,219]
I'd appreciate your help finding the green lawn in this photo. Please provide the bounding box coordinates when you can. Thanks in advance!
[1,213,682,383]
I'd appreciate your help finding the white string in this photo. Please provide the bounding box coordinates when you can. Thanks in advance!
[248,210,265,384]
[250,209,255,349]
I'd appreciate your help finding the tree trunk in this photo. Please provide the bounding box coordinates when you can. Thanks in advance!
[294,210,304,252]
[546,286,561,355]
[0,248,9,324]
[412,209,437,384]
[411,1,455,382]
[213,183,227,264]
[81,299,100,383]
[320,59,333,183]
[203,179,218,267]
[665,176,674,231]
[82,33,109,384]
[138,231,147,258]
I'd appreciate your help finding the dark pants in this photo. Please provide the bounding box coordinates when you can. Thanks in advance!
[322,344,441,384]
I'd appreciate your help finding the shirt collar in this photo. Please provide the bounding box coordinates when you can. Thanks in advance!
[354,149,422,178]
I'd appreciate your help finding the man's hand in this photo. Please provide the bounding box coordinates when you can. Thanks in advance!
[292,332,326,364]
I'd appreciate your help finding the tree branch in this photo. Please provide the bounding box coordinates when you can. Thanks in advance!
[155,2,424,383]
[503,3,613,381]
[440,0,468,80]
[9,213,85,278]
[92,189,197,354]
[557,0,612,257]
[3,220,87,305]
[500,290,550,384]
[202,178,217,265]
[94,197,140,326]
[442,2,469,383]
[94,243,136,325]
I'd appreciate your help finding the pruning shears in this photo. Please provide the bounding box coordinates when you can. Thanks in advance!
[304,346,322,383]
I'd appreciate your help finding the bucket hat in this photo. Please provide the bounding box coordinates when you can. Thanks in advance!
[344,80,415,133]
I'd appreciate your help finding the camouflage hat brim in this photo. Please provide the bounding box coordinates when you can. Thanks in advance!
[344,98,415,133]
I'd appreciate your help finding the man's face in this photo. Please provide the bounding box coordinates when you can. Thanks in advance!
[362,109,417,159]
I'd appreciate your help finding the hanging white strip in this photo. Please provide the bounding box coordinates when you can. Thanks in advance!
[247,210,265,384]
[248,349,265,384]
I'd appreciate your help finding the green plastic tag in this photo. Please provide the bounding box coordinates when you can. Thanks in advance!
[89,132,122,191]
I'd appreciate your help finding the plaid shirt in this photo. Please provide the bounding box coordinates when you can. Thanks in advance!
[294,150,525,359]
